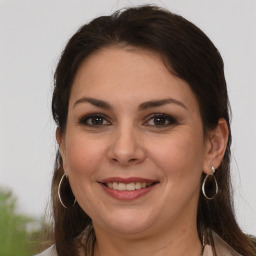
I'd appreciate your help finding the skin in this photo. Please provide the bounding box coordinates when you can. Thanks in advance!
[57,46,228,256]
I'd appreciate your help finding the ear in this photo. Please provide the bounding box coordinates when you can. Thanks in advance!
[56,128,67,171]
[202,118,229,174]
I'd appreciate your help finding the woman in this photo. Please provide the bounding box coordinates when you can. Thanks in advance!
[37,5,256,256]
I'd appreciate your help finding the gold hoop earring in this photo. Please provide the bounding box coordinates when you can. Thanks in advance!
[58,174,76,209]
[202,166,218,200]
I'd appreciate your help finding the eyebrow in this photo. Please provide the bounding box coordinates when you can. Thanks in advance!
[73,97,187,110]
[73,97,112,109]
[138,98,187,111]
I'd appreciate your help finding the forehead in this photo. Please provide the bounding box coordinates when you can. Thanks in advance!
[69,46,198,111]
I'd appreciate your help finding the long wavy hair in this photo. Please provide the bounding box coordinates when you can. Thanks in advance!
[50,5,256,256]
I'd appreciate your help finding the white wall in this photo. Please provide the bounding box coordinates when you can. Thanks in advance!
[0,0,255,234]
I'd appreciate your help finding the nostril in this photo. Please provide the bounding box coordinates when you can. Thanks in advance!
[111,157,139,165]
[128,158,138,163]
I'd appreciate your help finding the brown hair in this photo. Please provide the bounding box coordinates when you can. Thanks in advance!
[50,5,256,255]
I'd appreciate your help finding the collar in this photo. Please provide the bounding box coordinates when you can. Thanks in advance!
[203,231,242,256]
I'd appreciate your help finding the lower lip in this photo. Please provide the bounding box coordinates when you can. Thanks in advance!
[100,183,157,200]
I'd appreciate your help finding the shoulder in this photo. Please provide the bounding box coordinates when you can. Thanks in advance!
[203,230,243,256]
[34,245,58,256]
[212,231,242,256]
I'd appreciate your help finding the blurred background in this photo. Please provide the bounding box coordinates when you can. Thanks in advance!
[0,0,255,255]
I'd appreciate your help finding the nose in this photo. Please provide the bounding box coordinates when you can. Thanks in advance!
[107,124,146,166]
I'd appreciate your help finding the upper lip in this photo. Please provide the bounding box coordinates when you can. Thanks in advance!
[98,177,158,184]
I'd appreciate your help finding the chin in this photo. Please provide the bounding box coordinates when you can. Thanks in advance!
[96,209,156,235]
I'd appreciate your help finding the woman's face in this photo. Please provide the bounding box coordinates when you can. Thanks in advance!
[59,47,211,237]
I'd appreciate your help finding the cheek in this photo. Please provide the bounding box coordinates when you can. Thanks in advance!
[63,133,108,214]
[147,131,205,180]
[148,133,205,212]
[64,132,107,178]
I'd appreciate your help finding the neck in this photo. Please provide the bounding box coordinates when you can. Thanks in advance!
[93,221,202,256]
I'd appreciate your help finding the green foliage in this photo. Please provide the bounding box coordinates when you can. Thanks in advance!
[0,187,42,256]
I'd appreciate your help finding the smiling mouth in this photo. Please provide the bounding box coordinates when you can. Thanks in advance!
[103,182,156,191]
[99,178,159,200]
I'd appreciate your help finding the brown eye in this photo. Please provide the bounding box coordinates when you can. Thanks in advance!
[145,114,177,127]
[90,116,104,125]
[80,114,110,126]
[152,116,169,125]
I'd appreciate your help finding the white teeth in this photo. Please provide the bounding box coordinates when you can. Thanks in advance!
[107,182,113,189]
[118,183,126,191]
[126,183,136,191]
[105,182,153,191]
[135,182,141,190]
[113,182,118,190]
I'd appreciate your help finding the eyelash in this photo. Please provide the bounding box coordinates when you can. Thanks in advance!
[79,114,110,127]
[79,113,177,128]
[143,113,177,127]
